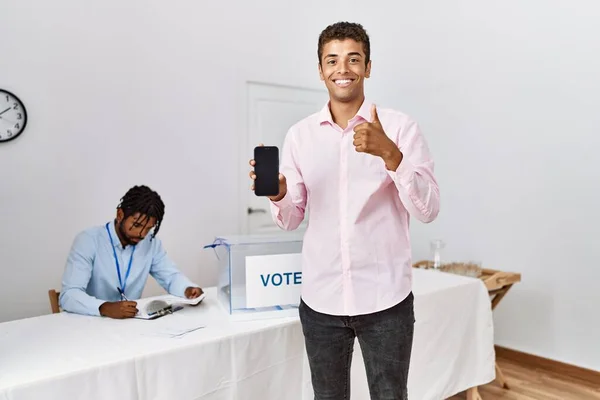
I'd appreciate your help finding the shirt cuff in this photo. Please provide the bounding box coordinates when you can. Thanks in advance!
[91,298,106,316]
[387,157,416,187]
[270,190,294,210]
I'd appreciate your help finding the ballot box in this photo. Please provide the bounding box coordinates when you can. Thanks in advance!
[204,233,304,319]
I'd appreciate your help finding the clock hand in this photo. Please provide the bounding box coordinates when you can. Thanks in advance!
[0,108,10,117]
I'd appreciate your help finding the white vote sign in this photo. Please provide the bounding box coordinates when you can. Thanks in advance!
[245,253,303,308]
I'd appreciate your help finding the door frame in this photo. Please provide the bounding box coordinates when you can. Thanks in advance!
[237,80,327,235]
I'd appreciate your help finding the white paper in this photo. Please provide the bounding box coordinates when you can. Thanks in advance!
[141,324,205,339]
[245,253,302,308]
[138,314,206,338]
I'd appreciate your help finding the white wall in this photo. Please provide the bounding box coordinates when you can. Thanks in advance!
[1,0,598,371]
[372,1,600,371]
[0,0,339,323]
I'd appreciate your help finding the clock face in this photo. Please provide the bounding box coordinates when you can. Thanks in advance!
[0,90,27,143]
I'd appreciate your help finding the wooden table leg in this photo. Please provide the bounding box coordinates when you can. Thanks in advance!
[495,362,510,389]
[490,285,512,310]
[466,387,483,400]
[489,284,513,390]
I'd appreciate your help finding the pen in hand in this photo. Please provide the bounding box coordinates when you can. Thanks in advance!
[117,287,130,301]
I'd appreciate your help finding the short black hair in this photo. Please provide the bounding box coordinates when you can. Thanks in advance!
[117,185,165,238]
[318,22,370,66]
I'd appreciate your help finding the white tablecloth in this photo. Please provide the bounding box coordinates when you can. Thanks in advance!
[0,269,494,400]
[310,269,497,399]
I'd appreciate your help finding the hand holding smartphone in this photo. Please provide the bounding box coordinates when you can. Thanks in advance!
[252,145,280,197]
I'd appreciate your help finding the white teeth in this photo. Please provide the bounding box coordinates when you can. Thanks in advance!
[334,79,353,88]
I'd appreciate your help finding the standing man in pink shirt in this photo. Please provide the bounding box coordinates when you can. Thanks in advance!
[250,22,439,399]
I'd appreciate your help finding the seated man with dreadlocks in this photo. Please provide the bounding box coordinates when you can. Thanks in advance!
[58,185,203,319]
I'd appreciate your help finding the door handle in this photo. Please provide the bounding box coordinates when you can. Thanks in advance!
[247,207,267,215]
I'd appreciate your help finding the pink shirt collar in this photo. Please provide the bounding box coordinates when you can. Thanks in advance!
[318,99,373,127]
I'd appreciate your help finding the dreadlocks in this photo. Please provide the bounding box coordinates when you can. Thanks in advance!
[117,185,165,239]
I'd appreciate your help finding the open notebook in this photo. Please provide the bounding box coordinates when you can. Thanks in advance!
[134,293,206,320]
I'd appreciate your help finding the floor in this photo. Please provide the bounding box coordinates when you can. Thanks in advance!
[449,355,600,400]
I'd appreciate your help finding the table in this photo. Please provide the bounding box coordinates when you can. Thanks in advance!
[303,268,496,399]
[1,292,307,400]
[413,261,522,399]
[0,269,495,400]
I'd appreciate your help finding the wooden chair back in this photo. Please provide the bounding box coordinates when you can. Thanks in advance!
[48,289,60,313]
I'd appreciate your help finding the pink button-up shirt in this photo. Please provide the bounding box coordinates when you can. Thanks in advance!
[270,100,440,316]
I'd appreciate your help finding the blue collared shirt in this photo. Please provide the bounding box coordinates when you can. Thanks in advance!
[59,220,197,316]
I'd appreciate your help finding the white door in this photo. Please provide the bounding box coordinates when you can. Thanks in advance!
[241,81,328,235]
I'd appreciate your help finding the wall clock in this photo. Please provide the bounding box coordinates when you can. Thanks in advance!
[0,89,27,143]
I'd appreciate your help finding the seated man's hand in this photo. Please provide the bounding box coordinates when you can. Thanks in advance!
[99,301,138,319]
[184,287,204,301]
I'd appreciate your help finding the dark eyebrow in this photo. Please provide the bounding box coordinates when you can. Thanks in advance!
[324,52,363,60]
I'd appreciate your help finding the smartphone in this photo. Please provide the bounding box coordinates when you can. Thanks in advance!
[253,146,280,197]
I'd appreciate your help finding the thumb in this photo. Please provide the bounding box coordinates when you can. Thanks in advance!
[371,104,380,124]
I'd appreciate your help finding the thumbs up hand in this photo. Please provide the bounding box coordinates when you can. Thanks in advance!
[353,104,403,170]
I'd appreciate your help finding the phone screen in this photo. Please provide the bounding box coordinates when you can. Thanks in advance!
[254,146,279,197]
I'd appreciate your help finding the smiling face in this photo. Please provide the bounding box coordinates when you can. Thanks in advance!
[318,38,371,105]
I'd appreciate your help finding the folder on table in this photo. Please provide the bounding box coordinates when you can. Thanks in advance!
[134,293,206,320]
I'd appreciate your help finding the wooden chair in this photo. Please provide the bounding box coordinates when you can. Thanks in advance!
[48,289,60,313]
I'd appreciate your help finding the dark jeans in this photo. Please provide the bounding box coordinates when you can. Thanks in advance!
[299,293,415,400]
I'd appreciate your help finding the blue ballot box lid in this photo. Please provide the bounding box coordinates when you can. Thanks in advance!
[204,232,304,248]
